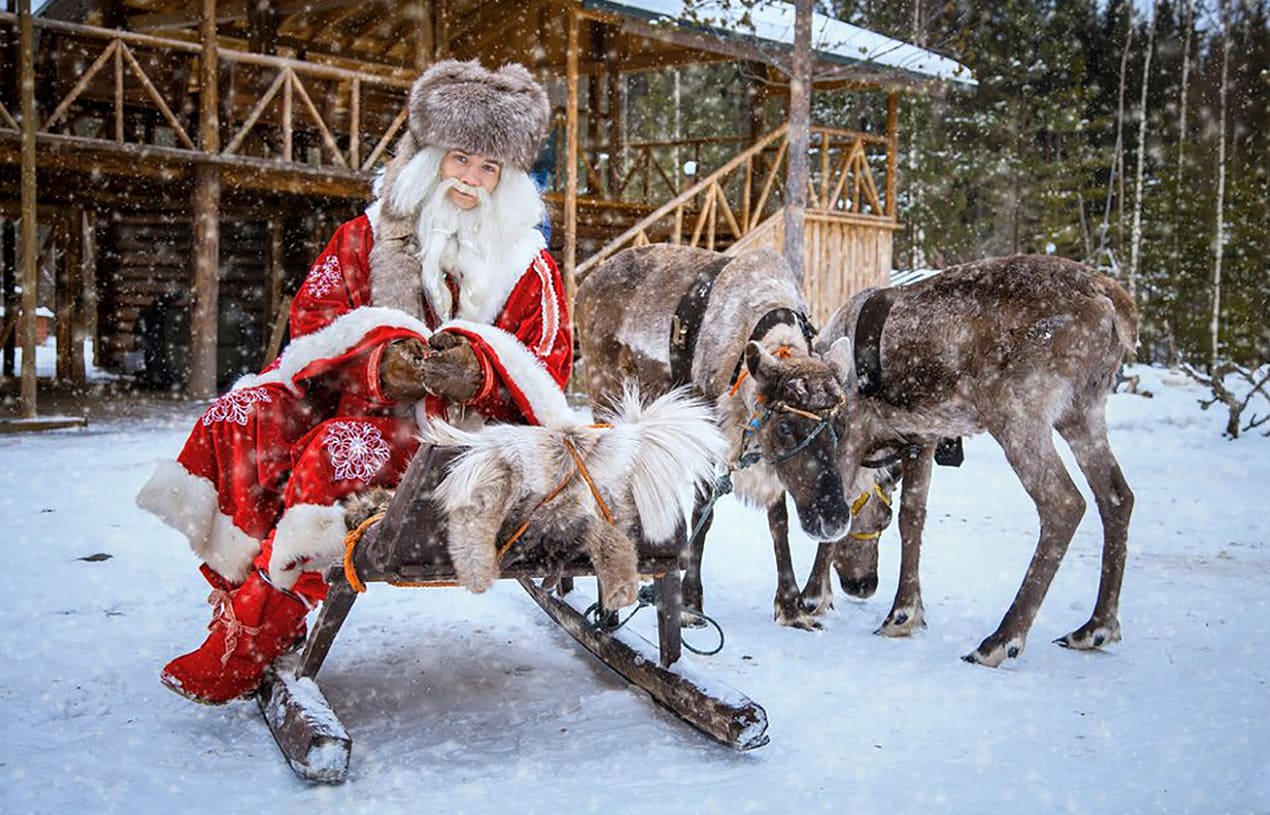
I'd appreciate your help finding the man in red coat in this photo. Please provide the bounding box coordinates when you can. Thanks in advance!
[138,60,580,705]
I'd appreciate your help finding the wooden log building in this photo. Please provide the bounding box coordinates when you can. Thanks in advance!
[0,0,971,414]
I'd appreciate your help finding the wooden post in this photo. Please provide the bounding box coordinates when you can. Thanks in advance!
[606,32,622,197]
[190,0,222,398]
[65,207,86,386]
[18,0,37,417]
[885,93,898,219]
[434,0,448,60]
[83,211,99,370]
[782,0,812,287]
[564,9,579,304]
[57,212,87,386]
[2,220,14,378]
[415,0,433,70]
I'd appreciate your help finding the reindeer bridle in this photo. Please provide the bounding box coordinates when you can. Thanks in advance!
[741,397,844,467]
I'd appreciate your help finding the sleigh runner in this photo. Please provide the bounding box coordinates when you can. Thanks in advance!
[257,438,769,783]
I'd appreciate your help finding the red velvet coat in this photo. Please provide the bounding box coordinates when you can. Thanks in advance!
[137,214,577,594]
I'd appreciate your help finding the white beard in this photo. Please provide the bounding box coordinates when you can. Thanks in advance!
[414,173,545,323]
[368,145,548,324]
[416,178,496,321]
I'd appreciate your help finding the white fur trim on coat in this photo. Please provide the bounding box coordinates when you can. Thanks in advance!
[440,319,583,428]
[236,307,433,394]
[136,459,261,584]
[267,502,349,590]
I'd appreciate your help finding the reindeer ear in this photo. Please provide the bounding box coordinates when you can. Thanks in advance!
[825,336,857,392]
[744,341,779,385]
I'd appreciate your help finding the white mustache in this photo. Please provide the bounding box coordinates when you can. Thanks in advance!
[441,177,488,205]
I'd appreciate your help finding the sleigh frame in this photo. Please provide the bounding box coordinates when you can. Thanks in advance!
[256,444,769,783]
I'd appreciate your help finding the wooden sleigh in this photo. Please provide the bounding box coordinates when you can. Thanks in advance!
[256,443,770,783]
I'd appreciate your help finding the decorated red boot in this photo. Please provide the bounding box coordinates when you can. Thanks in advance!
[161,569,312,704]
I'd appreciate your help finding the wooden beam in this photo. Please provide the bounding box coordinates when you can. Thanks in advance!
[564,8,579,305]
[2,219,14,378]
[18,0,36,417]
[190,0,221,399]
[885,92,898,219]
[57,210,87,386]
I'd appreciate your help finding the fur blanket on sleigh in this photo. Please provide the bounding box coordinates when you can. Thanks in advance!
[344,387,726,610]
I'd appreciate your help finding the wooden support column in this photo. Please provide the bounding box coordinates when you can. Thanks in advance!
[57,211,87,387]
[83,211,99,370]
[2,220,14,378]
[606,32,622,196]
[190,0,221,398]
[564,9,579,304]
[886,92,898,219]
[18,0,37,417]
[782,0,812,288]
[415,0,434,70]
[434,0,448,60]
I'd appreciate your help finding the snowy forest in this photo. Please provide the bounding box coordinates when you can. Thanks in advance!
[628,0,1267,369]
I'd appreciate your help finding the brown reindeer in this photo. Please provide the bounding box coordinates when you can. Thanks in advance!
[816,255,1137,666]
[576,245,854,629]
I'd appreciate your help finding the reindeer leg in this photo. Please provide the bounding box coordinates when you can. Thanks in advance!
[876,446,933,637]
[964,422,1087,667]
[1053,408,1133,651]
[584,523,640,612]
[771,498,821,630]
[680,491,713,628]
[798,542,836,617]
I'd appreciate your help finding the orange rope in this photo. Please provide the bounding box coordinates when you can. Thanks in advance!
[728,344,796,398]
[342,512,385,593]
[340,430,613,592]
[562,437,614,524]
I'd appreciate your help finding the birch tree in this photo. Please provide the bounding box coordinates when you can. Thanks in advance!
[1128,2,1156,302]
[1210,0,1232,371]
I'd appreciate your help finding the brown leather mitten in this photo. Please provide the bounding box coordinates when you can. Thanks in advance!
[421,332,483,402]
[379,338,430,402]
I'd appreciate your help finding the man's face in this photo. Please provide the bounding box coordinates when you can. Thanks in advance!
[440,149,501,210]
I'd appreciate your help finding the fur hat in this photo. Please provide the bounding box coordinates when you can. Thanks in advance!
[407,60,550,172]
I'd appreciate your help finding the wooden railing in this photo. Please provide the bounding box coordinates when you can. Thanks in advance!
[575,122,895,281]
[0,14,412,172]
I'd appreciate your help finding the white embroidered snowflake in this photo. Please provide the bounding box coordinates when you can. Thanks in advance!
[304,255,342,298]
[323,421,391,482]
[200,387,273,426]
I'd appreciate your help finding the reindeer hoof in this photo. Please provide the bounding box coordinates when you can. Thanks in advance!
[1054,619,1121,651]
[775,602,823,631]
[604,582,639,611]
[874,605,925,637]
[798,591,834,617]
[680,610,709,629]
[963,635,1025,667]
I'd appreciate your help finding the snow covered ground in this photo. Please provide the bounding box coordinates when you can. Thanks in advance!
[1,364,1267,814]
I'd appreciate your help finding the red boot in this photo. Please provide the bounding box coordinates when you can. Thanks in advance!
[161,569,312,704]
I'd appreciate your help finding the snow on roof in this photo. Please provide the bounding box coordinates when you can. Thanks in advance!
[585,0,975,86]
[890,267,942,286]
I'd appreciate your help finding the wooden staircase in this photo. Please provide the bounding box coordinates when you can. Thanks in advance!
[572,123,901,327]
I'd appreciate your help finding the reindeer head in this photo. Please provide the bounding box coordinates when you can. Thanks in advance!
[741,341,853,541]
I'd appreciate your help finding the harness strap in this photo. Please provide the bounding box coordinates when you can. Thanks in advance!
[729,307,817,389]
[854,288,898,397]
[668,256,731,389]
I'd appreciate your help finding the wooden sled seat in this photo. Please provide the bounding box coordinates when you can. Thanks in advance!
[258,443,768,784]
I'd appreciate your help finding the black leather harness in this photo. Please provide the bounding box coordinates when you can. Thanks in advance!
[853,286,963,468]
[667,260,817,391]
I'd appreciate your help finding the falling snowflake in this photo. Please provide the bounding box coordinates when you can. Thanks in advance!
[323,422,391,482]
[200,387,273,426]
[305,255,343,298]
